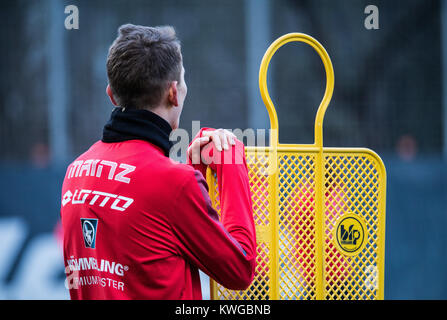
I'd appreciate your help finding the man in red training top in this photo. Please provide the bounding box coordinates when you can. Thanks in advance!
[60,24,256,300]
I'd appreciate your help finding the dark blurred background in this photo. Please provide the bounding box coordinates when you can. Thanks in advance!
[0,0,445,299]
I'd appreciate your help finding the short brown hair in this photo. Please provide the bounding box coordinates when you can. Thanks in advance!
[106,24,182,109]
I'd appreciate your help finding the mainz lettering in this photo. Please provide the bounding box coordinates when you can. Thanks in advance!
[62,189,134,212]
[67,159,135,184]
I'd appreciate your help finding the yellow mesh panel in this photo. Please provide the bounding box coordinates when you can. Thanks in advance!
[323,152,383,300]
[277,154,316,300]
[208,149,386,300]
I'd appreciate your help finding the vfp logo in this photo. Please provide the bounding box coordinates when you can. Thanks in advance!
[334,214,367,256]
[80,218,98,249]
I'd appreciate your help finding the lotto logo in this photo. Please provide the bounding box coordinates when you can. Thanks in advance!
[62,189,134,212]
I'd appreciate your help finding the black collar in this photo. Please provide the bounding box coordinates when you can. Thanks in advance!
[102,107,173,156]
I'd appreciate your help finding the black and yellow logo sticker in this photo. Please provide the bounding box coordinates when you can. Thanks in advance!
[334,214,367,256]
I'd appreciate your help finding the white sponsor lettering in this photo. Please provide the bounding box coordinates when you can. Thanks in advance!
[62,189,134,212]
[71,189,92,205]
[89,190,117,207]
[71,275,125,292]
[66,256,128,277]
[114,164,135,183]
[62,190,73,206]
[67,159,135,184]
[110,196,134,212]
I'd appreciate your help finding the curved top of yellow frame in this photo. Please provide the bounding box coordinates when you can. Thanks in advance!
[259,33,335,148]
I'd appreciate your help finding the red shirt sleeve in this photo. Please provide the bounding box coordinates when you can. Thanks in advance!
[171,134,256,290]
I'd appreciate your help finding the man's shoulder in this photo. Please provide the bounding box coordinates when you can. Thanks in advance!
[153,157,201,183]
[67,140,160,165]
[62,139,204,188]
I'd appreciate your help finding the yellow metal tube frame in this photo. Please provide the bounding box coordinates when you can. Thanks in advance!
[208,33,386,300]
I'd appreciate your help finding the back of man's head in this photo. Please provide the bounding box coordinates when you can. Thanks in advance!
[106,24,182,110]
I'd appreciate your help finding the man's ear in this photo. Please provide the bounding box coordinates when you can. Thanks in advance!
[167,81,179,107]
[106,84,118,106]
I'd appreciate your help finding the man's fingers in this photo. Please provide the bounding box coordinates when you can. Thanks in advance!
[229,134,236,145]
[211,133,223,151]
[190,137,210,153]
[221,129,236,146]
[201,131,213,138]
[226,130,236,145]
[219,131,229,150]
[201,129,237,151]
[188,141,199,164]
[188,137,210,164]
[198,136,210,147]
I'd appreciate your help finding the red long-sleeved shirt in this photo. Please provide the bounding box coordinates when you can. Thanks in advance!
[60,128,256,300]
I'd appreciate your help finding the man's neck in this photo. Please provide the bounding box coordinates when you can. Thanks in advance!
[144,105,175,130]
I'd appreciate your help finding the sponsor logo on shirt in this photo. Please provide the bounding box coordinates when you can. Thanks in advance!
[66,256,129,277]
[80,218,98,249]
[62,189,134,212]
